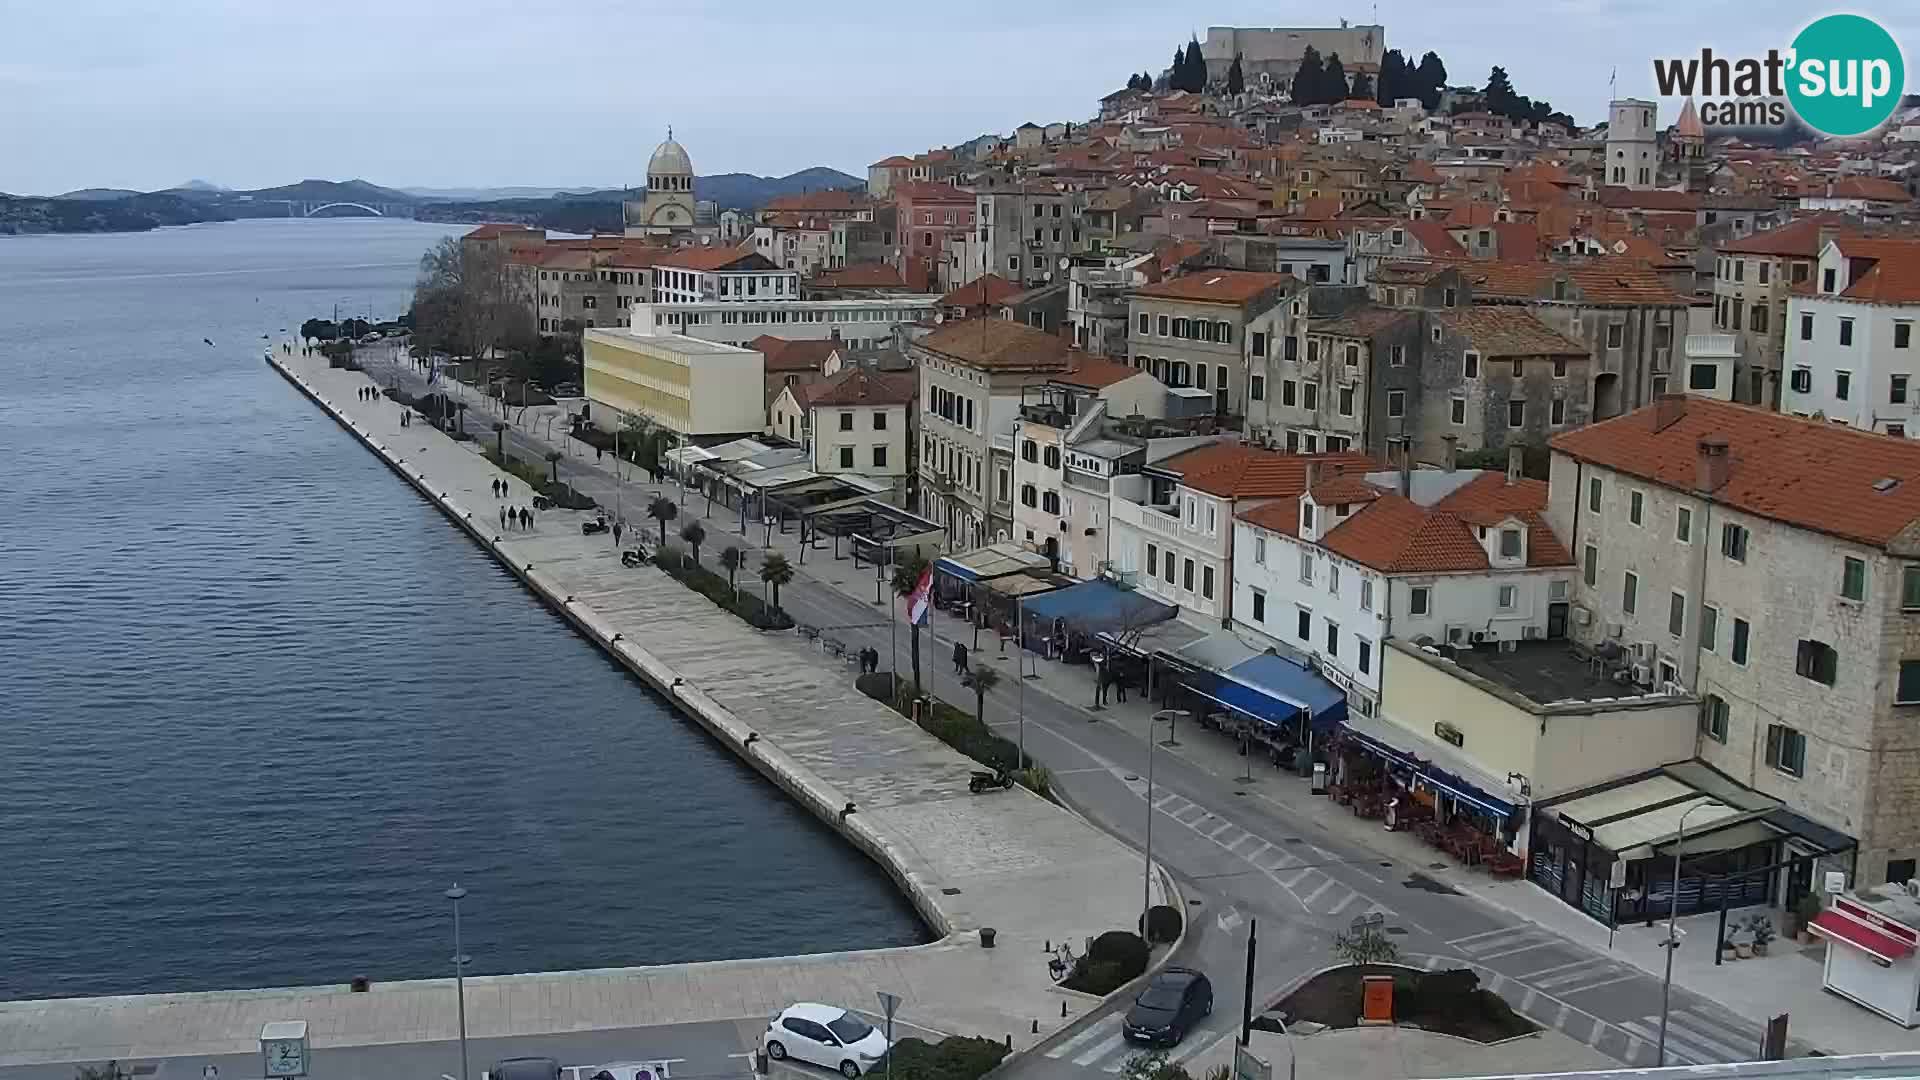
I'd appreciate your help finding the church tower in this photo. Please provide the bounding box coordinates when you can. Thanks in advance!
[624,129,698,237]
[1604,99,1658,190]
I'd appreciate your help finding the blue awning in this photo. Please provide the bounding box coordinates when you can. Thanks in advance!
[1219,653,1349,733]
[933,556,984,583]
[1338,715,1519,820]
[1020,580,1176,636]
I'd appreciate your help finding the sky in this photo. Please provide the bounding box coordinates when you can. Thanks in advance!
[2,0,1914,196]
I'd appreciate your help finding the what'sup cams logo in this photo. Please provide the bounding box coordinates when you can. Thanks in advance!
[1652,13,1906,136]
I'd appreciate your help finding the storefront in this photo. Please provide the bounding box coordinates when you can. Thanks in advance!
[931,543,1052,615]
[1018,579,1177,663]
[1811,890,1920,1027]
[1334,713,1526,874]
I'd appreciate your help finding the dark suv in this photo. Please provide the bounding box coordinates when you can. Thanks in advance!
[1122,967,1213,1046]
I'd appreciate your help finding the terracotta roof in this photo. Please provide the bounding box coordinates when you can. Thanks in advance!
[1815,176,1911,203]
[1156,445,1379,499]
[763,190,868,214]
[1550,396,1920,549]
[940,273,1021,308]
[1836,239,1920,304]
[1436,308,1587,357]
[810,262,908,289]
[1312,307,1416,339]
[1597,187,1701,212]
[1313,471,1572,573]
[1055,358,1142,390]
[1305,474,1387,505]
[1134,269,1295,305]
[1719,216,1851,257]
[1430,256,1690,306]
[915,319,1073,371]
[748,335,841,372]
[1405,219,1466,257]
[870,155,916,168]
[464,223,539,240]
[809,366,915,408]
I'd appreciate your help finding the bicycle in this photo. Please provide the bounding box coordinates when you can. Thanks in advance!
[1047,940,1077,983]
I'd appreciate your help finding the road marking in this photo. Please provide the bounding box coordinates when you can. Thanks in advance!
[1300,878,1336,906]
[1206,821,1236,841]
[1552,1002,1570,1032]
[1447,927,1512,948]
[1620,1019,1704,1066]
[1273,868,1310,888]
[1670,1010,1759,1062]
[1362,901,1398,920]
[1073,1030,1128,1067]
[1325,889,1360,916]
[1263,851,1301,871]
[1475,940,1560,962]
[1225,832,1256,854]
[1170,1028,1234,1065]
[1249,841,1275,863]
[1517,956,1603,981]
[1154,794,1181,810]
[1046,1014,1120,1059]
[1518,989,1541,1016]
[1556,972,1644,996]
[1528,963,1614,990]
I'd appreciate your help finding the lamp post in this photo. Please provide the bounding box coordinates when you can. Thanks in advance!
[445,883,472,1080]
[1656,799,1722,1066]
[1144,710,1185,927]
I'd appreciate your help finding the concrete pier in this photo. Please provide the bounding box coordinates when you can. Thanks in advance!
[0,351,1157,1068]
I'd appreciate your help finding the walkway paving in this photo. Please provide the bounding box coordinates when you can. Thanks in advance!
[0,350,1155,1069]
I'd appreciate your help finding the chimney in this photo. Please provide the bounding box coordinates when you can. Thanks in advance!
[1442,434,1458,473]
[1506,445,1524,485]
[1696,437,1731,494]
[1307,461,1325,489]
[1650,393,1687,433]
[1397,435,1413,497]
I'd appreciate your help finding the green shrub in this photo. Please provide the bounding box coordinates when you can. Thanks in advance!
[1141,904,1183,944]
[1065,960,1134,996]
[871,1037,1006,1080]
[651,547,793,631]
[1064,930,1149,994]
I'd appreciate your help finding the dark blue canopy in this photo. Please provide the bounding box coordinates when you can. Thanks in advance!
[1211,653,1349,733]
[1019,580,1175,636]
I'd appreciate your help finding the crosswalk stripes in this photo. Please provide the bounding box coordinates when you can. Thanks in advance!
[1043,1012,1233,1074]
[1617,1010,1759,1066]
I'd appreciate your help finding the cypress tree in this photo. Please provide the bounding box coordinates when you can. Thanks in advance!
[1292,46,1323,106]
[1322,53,1348,104]
[1226,52,1245,95]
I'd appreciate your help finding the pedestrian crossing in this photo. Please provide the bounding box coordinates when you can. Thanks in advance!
[1042,1013,1222,1074]
[1149,790,1397,922]
[1618,1009,1761,1067]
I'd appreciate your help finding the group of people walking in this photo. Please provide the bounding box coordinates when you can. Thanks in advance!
[356,386,380,402]
[494,480,535,532]
[857,647,883,675]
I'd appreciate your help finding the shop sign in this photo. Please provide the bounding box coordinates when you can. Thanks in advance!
[1432,721,1465,747]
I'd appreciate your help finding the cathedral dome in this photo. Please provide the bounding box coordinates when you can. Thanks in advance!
[648,134,693,179]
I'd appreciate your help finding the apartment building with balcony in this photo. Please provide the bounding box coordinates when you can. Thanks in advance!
[969,182,1085,289]
[1128,270,1302,419]
[1711,218,1849,407]
[1547,395,1920,888]
[1781,238,1920,437]
[1068,253,1153,358]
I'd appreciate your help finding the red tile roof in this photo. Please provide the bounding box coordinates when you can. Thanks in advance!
[763,190,869,214]
[940,273,1021,308]
[915,319,1073,371]
[1311,471,1572,573]
[1435,308,1588,357]
[748,335,841,372]
[870,155,916,168]
[1405,219,1466,257]
[464,223,540,240]
[1718,216,1853,257]
[1597,187,1701,212]
[1157,445,1379,499]
[1835,238,1920,305]
[810,262,909,289]
[1550,396,1920,549]
[809,367,915,407]
[662,246,772,272]
[1055,358,1143,390]
[1134,269,1295,306]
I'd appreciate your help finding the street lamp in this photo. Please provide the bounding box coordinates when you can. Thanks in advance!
[445,883,472,1080]
[1656,799,1723,1066]
[1143,710,1186,927]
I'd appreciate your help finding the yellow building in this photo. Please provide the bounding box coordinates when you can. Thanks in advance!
[583,328,765,437]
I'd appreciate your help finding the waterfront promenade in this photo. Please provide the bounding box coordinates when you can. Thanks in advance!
[0,351,1155,1070]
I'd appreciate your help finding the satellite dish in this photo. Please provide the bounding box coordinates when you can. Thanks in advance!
[1058,256,1070,270]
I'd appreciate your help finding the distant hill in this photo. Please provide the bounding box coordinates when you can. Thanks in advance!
[411,167,865,233]
[696,167,863,209]
[172,179,227,192]
[0,192,231,235]
[55,188,145,201]
[403,185,603,202]
[215,178,418,205]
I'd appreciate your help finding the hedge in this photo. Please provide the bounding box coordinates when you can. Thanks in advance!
[653,547,794,630]
[1064,930,1150,995]
[871,1037,1007,1080]
[482,449,597,510]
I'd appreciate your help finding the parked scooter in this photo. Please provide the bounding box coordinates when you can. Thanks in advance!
[582,516,610,536]
[968,767,1016,794]
[620,547,647,568]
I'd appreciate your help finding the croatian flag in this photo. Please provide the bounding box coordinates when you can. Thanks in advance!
[906,565,933,626]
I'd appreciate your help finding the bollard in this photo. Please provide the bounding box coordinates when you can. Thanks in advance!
[1004,1035,1012,1051]
[1031,1019,1038,1034]
[1061,1000,1068,1018]
[350,975,369,992]
[980,927,997,948]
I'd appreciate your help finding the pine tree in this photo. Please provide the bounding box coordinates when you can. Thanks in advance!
[1226,52,1245,96]
[1485,65,1518,117]
[1172,47,1187,90]
[1182,37,1206,91]
[1291,46,1323,106]
[1322,53,1348,103]
[1415,51,1448,111]
[1378,49,1406,104]
[1350,72,1375,101]
[1143,71,1155,93]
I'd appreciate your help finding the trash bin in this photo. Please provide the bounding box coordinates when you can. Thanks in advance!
[980,927,997,948]
[1311,762,1329,794]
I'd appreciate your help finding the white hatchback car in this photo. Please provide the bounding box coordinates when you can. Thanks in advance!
[763,1003,890,1078]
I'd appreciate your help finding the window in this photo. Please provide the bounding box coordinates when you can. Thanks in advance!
[1253,536,1267,565]
[1147,544,1158,577]
[1325,619,1339,657]
[1390,345,1406,366]
[1751,305,1768,333]
[1297,606,1312,640]
[1824,267,1838,293]
[1344,344,1360,367]
[1281,380,1297,407]
[1299,550,1314,584]
[1250,375,1266,401]
[1360,578,1373,611]
[1901,661,1920,705]
[1795,639,1838,685]
[1444,287,1458,307]
[1800,312,1814,341]
[1358,639,1371,675]
[1450,397,1466,425]
[1606,323,1624,350]
[1583,544,1598,586]
[1182,558,1195,592]
[1386,389,1406,418]
[1840,319,1855,347]
[1790,366,1812,394]
[1329,564,1341,596]
[1893,859,1920,884]
[1836,370,1852,400]
[1701,695,1729,743]
[1623,570,1638,614]
[1338,385,1356,417]
[1732,617,1750,665]
[838,412,854,431]
[1508,399,1525,428]
[1589,477,1602,513]
[1896,376,1911,405]
[1138,313,1150,335]
[1511,358,1524,378]
[1552,357,1568,379]
[1700,604,1719,651]
[1904,566,1920,610]
[1721,523,1748,562]
[1497,584,1517,610]
[1841,556,1867,602]
[1218,321,1233,344]
[1499,528,1522,558]
[838,446,854,468]
[1464,351,1480,378]
[1550,398,1567,425]
[1157,314,1170,336]
[1629,490,1644,526]
[1898,323,1913,350]
[1409,586,1431,616]
[1302,383,1318,411]
[1202,565,1215,600]
[1668,591,1686,637]
[1765,724,1807,777]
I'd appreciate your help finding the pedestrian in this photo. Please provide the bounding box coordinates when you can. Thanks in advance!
[952,640,968,677]
[519,506,531,530]
[596,446,603,462]
[1094,663,1108,707]
[612,521,624,546]
[1114,673,1128,703]
[865,647,878,675]
[500,505,508,530]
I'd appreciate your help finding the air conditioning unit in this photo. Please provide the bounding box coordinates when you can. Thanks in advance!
[1470,630,1493,644]
[1446,626,1467,644]
[1499,639,1520,653]
[1635,641,1658,665]
[1604,621,1624,640]
[1905,880,1920,899]
[1572,605,1592,627]
[1661,680,1687,696]
[1522,625,1543,640]
[1630,662,1653,686]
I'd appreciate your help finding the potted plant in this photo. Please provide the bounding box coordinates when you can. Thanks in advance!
[1720,935,1739,961]
[1794,894,1824,942]
[1748,914,1777,957]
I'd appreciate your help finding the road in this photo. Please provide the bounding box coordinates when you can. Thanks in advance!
[357,350,1792,1077]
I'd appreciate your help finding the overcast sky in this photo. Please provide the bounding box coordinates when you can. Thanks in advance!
[2,0,1912,195]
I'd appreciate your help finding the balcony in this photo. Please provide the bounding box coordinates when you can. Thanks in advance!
[1020,403,1075,428]
[1109,496,1182,538]
[1685,333,1741,360]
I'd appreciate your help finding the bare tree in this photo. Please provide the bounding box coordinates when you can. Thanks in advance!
[412,237,526,369]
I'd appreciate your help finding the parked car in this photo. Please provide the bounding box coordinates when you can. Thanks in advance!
[762,1003,890,1078]
[1122,967,1213,1046]
[490,1058,561,1080]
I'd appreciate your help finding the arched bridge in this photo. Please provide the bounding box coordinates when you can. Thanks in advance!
[263,199,416,219]
[305,201,385,217]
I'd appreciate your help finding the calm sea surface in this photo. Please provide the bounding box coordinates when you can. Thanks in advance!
[0,218,924,1001]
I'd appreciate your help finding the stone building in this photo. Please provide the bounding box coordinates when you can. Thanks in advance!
[1200,24,1385,90]
[625,131,698,237]
[1128,269,1303,418]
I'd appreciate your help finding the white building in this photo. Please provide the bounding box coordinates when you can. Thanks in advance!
[1548,394,1920,888]
[627,296,939,350]
[771,367,916,499]
[652,248,799,305]
[1231,455,1576,718]
[1781,238,1920,436]
[1604,98,1658,190]
[624,132,699,237]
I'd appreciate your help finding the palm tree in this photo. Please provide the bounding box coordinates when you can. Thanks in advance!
[680,520,707,564]
[545,450,562,485]
[719,545,745,593]
[760,552,794,611]
[647,495,678,549]
[492,421,506,461]
[454,400,469,437]
[968,662,1002,729]
[890,554,930,694]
